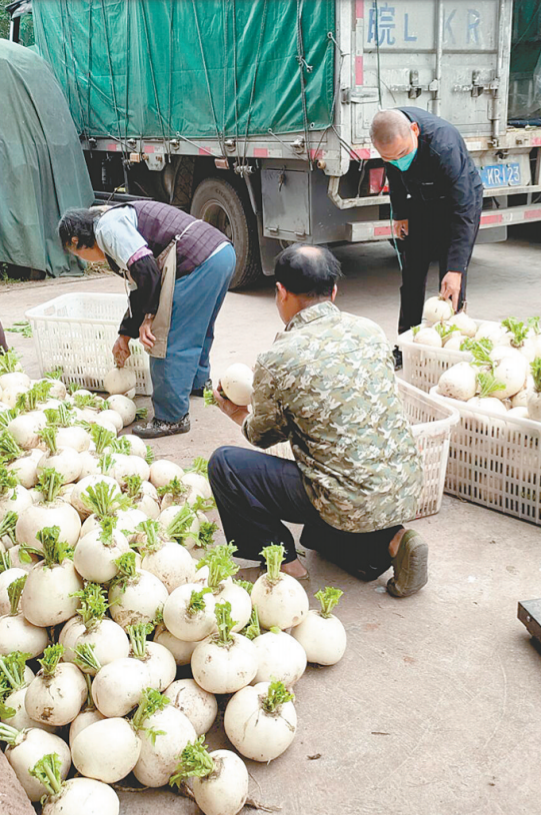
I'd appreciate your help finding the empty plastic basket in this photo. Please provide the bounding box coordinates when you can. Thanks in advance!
[26,292,152,395]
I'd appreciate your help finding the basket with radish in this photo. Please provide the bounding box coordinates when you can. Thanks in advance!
[428,321,541,525]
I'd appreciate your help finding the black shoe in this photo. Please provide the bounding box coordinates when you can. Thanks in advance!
[392,345,403,371]
[191,379,212,398]
[131,415,191,439]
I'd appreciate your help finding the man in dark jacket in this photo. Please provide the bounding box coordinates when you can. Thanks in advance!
[370,108,483,365]
[58,201,236,438]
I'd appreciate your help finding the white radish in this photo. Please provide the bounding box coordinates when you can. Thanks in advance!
[163,582,217,642]
[111,453,150,487]
[72,716,141,783]
[132,689,197,787]
[443,332,465,351]
[120,434,148,458]
[491,347,529,399]
[70,474,121,518]
[191,603,257,694]
[7,411,47,449]
[15,469,81,549]
[41,775,120,815]
[104,367,137,396]
[437,362,477,402]
[69,708,106,748]
[252,629,307,685]
[422,296,454,325]
[66,617,130,670]
[0,582,49,657]
[25,645,86,726]
[220,363,254,406]
[7,452,40,489]
[153,627,198,666]
[108,552,168,629]
[127,621,177,692]
[412,326,442,347]
[149,459,184,489]
[508,406,530,419]
[74,519,130,583]
[214,582,252,633]
[106,394,137,427]
[98,409,123,433]
[37,447,82,484]
[475,321,507,345]
[0,567,26,615]
[466,396,508,415]
[56,425,90,452]
[21,529,82,627]
[447,311,477,338]
[159,504,201,550]
[224,680,297,762]
[0,372,30,390]
[92,658,150,717]
[0,725,71,802]
[166,678,218,736]
[251,545,308,630]
[291,586,347,665]
[171,742,248,815]
[182,471,212,499]
[0,484,33,521]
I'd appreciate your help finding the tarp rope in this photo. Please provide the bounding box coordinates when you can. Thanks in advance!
[241,0,269,167]
[191,0,226,157]
[296,0,313,168]
[99,0,124,148]
[60,0,87,138]
[140,0,170,152]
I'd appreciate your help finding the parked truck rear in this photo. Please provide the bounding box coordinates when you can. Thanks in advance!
[29,0,541,287]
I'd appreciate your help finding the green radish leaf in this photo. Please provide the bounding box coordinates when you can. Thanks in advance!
[170,736,215,785]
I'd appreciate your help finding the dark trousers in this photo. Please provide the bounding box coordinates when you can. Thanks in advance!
[396,199,481,335]
[208,446,403,579]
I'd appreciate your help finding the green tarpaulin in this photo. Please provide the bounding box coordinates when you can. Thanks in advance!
[0,40,93,276]
[32,0,335,140]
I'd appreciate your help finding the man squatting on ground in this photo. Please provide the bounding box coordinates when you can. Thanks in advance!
[58,200,236,438]
[209,244,428,598]
[371,108,483,369]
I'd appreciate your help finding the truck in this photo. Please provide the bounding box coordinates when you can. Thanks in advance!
[8,0,541,289]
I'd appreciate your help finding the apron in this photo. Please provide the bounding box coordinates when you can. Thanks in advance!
[145,220,198,360]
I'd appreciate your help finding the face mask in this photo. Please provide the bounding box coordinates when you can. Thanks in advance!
[388,132,417,172]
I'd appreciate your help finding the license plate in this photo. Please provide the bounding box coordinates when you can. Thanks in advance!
[479,162,521,189]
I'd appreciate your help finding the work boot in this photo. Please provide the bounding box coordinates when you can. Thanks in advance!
[387,530,428,598]
[131,414,190,439]
[191,379,213,398]
[392,345,403,371]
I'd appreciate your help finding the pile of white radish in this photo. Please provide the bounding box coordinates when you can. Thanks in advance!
[410,304,541,423]
[0,350,349,815]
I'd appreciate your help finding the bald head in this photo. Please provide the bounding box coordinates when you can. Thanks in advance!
[370,110,420,162]
[370,110,412,146]
[274,243,341,298]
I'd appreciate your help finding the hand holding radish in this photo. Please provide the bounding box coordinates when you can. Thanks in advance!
[111,336,131,369]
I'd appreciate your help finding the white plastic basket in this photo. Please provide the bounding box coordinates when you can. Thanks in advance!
[397,319,498,393]
[429,387,541,526]
[26,293,152,395]
[266,380,460,520]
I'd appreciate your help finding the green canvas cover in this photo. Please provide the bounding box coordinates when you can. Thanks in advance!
[32,0,335,141]
[0,40,94,276]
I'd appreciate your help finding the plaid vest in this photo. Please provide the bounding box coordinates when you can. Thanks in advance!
[129,200,230,276]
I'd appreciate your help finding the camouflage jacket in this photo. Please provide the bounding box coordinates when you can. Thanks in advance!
[242,301,423,533]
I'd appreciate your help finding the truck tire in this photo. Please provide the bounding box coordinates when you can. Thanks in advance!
[190,177,262,290]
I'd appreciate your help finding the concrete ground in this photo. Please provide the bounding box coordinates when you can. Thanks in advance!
[3,229,541,815]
